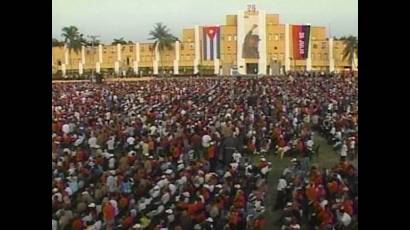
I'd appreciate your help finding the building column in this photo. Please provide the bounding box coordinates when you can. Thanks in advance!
[285,24,291,72]
[194,25,200,74]
[81,46,86,64]
[132,42,139,74]
[352,53,358,71]
[96,62,101,74]
[98,44,103,63]
[79,63,83,75]
[306,24,312,71]
[117,44,122,61]
[214,59,220,75]
[61,64,66,76]
[237,10,245,74]
[114,62,120,74]
[258,10,267,75]
[174,41,180,74]
[64,44,69,65]
[328,38,335,72]
[152,44,159,74]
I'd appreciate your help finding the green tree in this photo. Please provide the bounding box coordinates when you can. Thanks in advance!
[52,38,64,47]
[341,36,358,69]
[148,23,178,76]
[112,37,127,45]
[61,26,86,71]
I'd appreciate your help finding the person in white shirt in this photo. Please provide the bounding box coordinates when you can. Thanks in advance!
[106,136,115,152]
[52,219,58,230]
[337,208,352,227]
[62,124,70,134]
[106,172,118,193]
[108,155,116,169]
[88,135,99,149]
[202,134,212,148]
[274,176,287,210]
[340,141,348,158]
[306,139,314,152]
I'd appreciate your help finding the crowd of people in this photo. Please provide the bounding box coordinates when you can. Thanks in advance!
[275,158,358,230]
[52,74,358,230]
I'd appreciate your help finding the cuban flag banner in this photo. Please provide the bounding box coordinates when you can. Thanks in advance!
[203,26,220,60]
[292,25,311,60]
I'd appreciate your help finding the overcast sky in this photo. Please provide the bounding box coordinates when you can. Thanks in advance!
[52,0,358,43]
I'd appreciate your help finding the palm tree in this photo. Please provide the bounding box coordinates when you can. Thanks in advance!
[341,36,358,69]
[148,23,178,76]
[112,37,127,45]
[61,26,85,71]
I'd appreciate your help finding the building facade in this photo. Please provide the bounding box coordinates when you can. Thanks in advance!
[52,5,357,76]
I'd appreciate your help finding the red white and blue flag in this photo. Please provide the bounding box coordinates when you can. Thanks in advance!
[203,26,220,60]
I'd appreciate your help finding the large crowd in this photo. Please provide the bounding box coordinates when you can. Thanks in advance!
[52,75,358,230]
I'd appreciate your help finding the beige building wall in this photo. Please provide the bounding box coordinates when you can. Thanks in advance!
[52,9,356,74]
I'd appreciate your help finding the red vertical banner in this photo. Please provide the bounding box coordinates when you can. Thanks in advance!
[292,25,311,60]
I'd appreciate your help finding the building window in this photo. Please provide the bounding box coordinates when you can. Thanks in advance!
[318,54,322,60]
[280,33,284,40]
[313,44,318,49]
[272,54,277,60]
[269,35,272,41]
[228,36,232,41]
[274,34,279,41]
[274,46,278,50]
[190,43,194,49]
[227,46,231,51]
[324,53,328,59]
[312,54,316,59]
[129,47,133,52]
[322,42,326,49]
[141,47,144,52]
[234,35,237,41]
[181,44,184,50]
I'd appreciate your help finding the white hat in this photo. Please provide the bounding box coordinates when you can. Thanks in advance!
[206,217,213,223]
[182,192,190,197]
[132,224,141,229]
[234,184,241,189]
[286,202,292,207]
[215,184,223,189]
[165,169,173,175]
[88,203,96,208]
[260,158,266,162]
[291,158,297,162]
[110,170,116,175]
[52,188,58,193]
[148,155,153,159]
[82,191,89,195]
[177,159,183,164]
[177,164,184,171]
[165,209,173,214]
[224,171,232,178]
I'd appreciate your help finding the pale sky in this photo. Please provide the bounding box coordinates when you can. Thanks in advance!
[52,0,358,43]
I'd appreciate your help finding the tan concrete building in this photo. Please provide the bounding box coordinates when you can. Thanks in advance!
[52,5,357,76]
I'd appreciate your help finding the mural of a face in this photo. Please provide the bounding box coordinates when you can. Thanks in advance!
[243,25,259,59]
